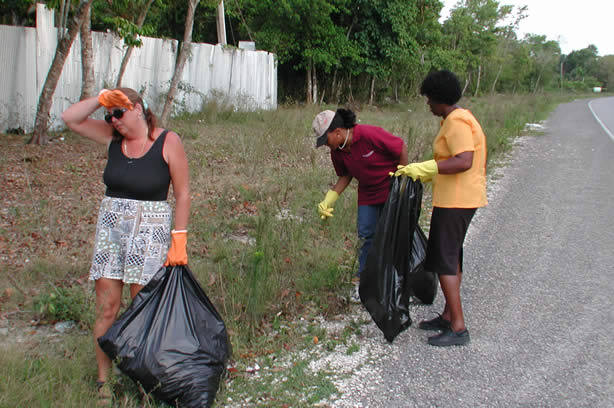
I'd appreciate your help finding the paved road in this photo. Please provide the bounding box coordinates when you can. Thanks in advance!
[330,97,614,408]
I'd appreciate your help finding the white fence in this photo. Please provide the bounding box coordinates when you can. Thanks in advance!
[0,4,277,133]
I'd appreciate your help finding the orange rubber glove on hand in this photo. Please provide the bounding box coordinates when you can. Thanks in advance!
[165,230,188,266]
[97,89,134,110]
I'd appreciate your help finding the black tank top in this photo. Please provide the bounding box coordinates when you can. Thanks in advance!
[103,130,171,201]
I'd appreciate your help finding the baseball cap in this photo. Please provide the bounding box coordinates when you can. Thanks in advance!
[312,110,336,147]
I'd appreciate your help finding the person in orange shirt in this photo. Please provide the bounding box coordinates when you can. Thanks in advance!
[395,70,487,346]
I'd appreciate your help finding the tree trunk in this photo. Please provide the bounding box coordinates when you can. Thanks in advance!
[335,76,343,103]
[474,64,482,97]
[462,72,471,95]
[62,0,70,35]
[79,7,94,100]
[369,76,375,105]
[312,67,318,104]
[57,0,67,41]
[216,0,227,45]
[30,0,95,145]
[160,0,200,127]
[116,0,155,87]
[330,67,338,104]
[306,59,313,104]
[533,70,542,94]
[347,74,354,104]
[491,65,502,94]
[328,19,354,105]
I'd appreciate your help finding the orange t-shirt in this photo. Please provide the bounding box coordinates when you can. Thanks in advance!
[432,109,488,208]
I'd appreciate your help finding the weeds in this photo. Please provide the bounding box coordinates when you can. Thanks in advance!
[34,285,93,326]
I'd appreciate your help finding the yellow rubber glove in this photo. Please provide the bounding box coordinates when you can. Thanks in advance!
[393,160,438,182]
[165,230,188,266]
[318,190,339,219]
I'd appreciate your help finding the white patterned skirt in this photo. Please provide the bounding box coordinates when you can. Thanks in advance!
[89,197,171,285]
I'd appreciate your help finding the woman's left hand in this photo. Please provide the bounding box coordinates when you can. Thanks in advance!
[165,230,188,266]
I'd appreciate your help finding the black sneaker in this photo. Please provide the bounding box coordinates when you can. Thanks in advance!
[427,329,470,347]
[417,314,451,331]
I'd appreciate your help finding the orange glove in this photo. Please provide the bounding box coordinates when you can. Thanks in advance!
[98,89,134,110]
[165,230,188,266]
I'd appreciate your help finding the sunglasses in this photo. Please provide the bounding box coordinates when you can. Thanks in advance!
[104,108,127,123]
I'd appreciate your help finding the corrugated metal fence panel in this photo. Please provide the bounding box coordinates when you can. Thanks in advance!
[91,31,125,90]
[109,35,179,115]
[52,26,85,129]
[230,48,256,110]
[35,5,56,98]
[181,42,216,114]
[0,25,38,132]
[260,51,277,110]
[208,45,235,106]
[0,4,276,133]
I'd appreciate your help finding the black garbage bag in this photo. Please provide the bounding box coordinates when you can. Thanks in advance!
[98,265,230,408]
[407,226,437,304]
[359,176,423,342]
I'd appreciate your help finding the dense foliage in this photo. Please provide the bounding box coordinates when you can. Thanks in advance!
[5,0,612,103]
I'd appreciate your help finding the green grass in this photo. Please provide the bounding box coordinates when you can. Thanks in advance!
[0,334,168,407]
[220,358,338,407]
[0,92,579,406]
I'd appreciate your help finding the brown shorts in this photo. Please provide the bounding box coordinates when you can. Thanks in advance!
[424,207,476,276]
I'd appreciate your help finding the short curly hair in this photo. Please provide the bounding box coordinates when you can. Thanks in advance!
[419,70,462,105]
[327,108,357,132]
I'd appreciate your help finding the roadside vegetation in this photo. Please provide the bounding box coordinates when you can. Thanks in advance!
[0,92,595,406]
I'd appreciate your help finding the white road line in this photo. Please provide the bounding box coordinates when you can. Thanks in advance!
[588,99,614,142]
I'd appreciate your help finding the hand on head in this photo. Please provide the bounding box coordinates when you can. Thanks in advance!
[98,89,134,110]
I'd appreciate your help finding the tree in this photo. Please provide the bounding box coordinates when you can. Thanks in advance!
[565,45,599,82]
[0,0,36,26]
[160,0,201,126]
[30,0,96,145]
[594,55,614,89]
[493,37,531,93]
[411,0,447,94]
[79,6,95,100]
[442,0,512,96]
[350,0,423,104]
[487,4,526,93]
[115,0,157,87]
[238,0,355,104]
[524,34,561,93]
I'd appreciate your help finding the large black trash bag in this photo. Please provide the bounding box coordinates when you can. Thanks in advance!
[407,226,437,304]
[98,265,230,408]
[359,176,423,342]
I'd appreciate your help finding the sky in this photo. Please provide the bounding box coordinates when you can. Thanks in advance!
[440,0,614,56]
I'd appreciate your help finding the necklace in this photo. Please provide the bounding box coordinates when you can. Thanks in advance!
[123,136,147,163]
[338,129,350,150]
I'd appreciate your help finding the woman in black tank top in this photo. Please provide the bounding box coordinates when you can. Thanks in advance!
[62,87,191,402]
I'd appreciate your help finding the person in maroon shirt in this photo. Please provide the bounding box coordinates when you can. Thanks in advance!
[313,108,408,300]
